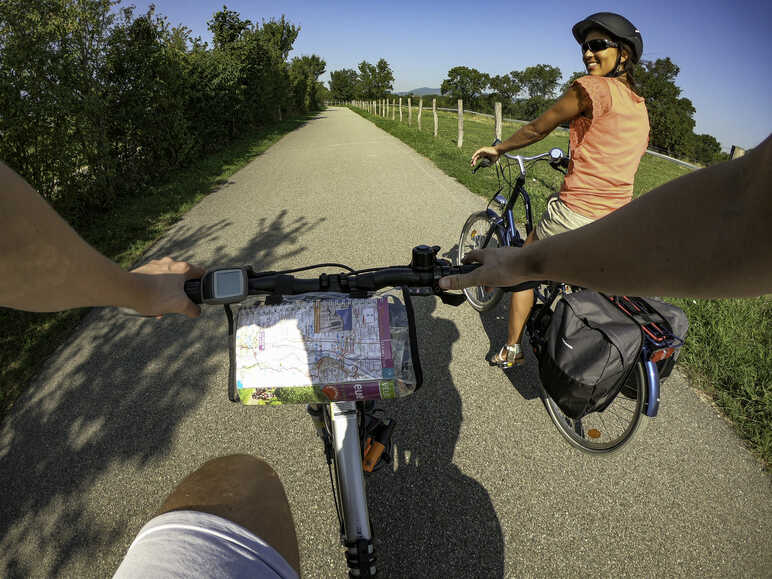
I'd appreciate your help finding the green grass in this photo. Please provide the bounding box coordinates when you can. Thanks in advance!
[0,114,312,421]
[351,105,771,468]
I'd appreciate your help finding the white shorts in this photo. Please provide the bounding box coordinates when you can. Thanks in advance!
[113,510,298,578]
[535,194,595,240]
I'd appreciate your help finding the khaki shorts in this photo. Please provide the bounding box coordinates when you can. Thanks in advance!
[535,194,595,240]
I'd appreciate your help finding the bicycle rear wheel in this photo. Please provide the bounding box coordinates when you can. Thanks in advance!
[457,211,504,312]
[542,360,649,454]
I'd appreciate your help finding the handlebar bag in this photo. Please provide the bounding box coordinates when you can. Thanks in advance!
[536,290,643,420]
[229,289,422,405]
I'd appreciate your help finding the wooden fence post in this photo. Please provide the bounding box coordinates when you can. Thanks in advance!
[457,99,464,148]
[408,97,412,126]
[399,97,403,122]
[433,98,438,137]
[385,98,389,118]
[495,102,502,141]
[417,98,423,131]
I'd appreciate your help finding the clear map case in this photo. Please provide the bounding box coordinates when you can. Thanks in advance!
[230,291,421,405]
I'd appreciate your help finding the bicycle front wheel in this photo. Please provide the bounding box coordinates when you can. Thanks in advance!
[457,211,504,312]
[542,360,650,454]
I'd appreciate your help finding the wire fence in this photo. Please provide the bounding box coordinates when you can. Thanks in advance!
[330,99,700,169]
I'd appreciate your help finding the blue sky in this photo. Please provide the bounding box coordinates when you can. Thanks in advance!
[131,0,771,151]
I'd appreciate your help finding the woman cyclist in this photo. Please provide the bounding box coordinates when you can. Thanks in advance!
[471,12,650,367]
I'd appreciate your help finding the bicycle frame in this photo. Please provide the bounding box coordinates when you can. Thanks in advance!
[481,162,538,252]
[330,401,371,542]
[307,399,377,577]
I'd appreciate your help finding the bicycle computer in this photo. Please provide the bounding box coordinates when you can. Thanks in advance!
[201,267,248,304]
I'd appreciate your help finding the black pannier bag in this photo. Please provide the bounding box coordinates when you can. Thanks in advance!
[536,290,644,420]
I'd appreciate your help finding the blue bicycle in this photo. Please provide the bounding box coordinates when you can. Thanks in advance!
[457,143,685,453]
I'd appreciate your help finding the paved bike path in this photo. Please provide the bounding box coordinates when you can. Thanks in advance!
[1,107,769,577]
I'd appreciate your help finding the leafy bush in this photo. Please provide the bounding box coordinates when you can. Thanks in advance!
[0,1,322,224]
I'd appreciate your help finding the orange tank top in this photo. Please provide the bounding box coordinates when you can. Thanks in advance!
[559,75,650,219]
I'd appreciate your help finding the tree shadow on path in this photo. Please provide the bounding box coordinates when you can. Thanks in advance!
[0,210,323,578]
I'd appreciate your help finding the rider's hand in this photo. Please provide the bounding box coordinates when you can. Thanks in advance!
[128,257,205,318]
[439,247,528,290]
[470,146,500,168]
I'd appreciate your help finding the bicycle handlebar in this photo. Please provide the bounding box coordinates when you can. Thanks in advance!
[472,142,568,175]
[183,245,539,306]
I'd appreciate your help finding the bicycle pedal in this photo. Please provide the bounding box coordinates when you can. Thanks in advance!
[363,419,395,473]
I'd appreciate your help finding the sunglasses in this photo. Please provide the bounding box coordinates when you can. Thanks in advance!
[581,38,618,53]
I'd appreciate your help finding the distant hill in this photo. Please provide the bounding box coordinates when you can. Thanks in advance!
[396,87,441,96]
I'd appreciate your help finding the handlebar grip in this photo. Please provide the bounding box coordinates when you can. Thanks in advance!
[185,279,202,304]
[472,158,492,173]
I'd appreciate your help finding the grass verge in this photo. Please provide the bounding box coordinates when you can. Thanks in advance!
[0,114,311,422]
[350,105,771,467]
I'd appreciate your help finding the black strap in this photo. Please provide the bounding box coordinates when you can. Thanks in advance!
[401,286,423,390]
[225,304,239,402]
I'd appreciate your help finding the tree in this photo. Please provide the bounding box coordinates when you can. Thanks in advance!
[520,64,562,99]
[355,61,376,99]
[258,16,300,118]
[488,71,523,104]
[260,15,299,61]
[207,5,251,49]
[691,133,723,165]
[374,58,394,96]
[289,54,326,111]
[441,66,490,107]
[560,71,585,94]
[329,68,358,101]
[635,58,696,157]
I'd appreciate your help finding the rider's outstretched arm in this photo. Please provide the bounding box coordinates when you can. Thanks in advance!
[470,85,587,166]
[0,162,202,316]
[443,134,772,298]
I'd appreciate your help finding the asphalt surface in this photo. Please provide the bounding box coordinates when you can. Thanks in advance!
[1,107,770,578]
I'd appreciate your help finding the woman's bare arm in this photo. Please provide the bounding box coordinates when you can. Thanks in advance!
[471,85,586,166]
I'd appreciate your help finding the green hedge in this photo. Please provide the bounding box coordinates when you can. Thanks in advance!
[0,1,320,225]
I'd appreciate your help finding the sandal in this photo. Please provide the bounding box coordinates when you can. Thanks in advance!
[491,344,525,368]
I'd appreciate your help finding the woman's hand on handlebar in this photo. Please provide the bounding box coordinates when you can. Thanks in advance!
[470,146,499,168]
[129,257,205,318]
[439,247,528,290]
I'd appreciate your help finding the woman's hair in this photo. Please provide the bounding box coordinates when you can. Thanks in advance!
[618,41,639,94]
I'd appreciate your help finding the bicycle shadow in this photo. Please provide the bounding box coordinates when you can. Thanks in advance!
[442,245,541,402]
[367,297,505,577]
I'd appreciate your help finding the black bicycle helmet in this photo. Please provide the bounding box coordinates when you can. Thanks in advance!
[572,12,643,64]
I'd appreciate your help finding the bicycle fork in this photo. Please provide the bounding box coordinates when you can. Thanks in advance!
[308,401,376,577]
